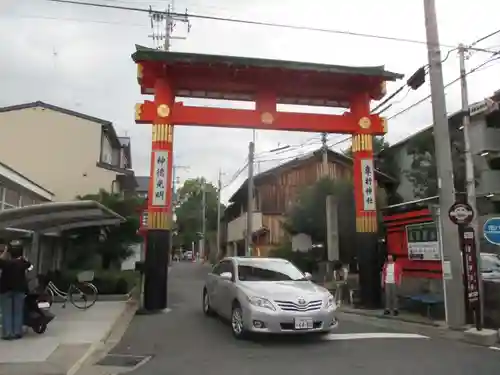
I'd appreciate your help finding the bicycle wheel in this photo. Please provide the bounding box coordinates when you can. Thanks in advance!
[69,282,98,309]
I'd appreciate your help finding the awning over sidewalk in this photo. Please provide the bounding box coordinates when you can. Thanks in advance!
[0,200,125,235]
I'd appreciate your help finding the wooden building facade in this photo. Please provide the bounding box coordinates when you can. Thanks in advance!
[224,148,393,257]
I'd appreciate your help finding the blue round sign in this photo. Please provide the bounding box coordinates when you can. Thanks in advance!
[483,218,500,245]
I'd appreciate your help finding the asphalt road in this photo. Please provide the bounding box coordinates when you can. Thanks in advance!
[111,262,500,375]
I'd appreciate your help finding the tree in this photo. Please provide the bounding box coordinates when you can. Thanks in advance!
[283,178,387,265]
[65,190,143,270]
[174,177,225,252]
[404,127,475,199]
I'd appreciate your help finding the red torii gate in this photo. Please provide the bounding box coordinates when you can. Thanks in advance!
[132,45,403,310]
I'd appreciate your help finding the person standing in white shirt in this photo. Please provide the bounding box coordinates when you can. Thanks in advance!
[381,254,402,316]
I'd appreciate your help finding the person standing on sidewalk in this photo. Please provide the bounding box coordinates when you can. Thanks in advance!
[381,254,402,316]
[0,244,32,340]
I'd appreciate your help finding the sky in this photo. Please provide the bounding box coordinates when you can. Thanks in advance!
[2,0,500,203]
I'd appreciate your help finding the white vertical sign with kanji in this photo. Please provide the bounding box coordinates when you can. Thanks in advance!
[152,151,168,206]
[361,159,376,211]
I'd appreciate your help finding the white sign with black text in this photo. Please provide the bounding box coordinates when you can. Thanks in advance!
[406,222,440,261]
[361,159,376,211]
[151,151,168,206]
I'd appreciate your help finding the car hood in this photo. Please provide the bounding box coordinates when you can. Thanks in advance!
[239,281,329,301]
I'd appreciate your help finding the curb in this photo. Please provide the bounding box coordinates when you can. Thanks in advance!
[339,308,442,327]
[66,301,138,375]
[337,310,465,341]
[338,309,499,346]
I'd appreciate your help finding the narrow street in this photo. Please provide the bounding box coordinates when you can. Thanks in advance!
[110,262,500,375]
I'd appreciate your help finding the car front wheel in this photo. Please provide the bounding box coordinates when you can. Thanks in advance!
[231,304,247,339]
[203,289,214,316]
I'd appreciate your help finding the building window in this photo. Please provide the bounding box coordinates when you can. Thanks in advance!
[20,195,34,207]
[4,188,20,207]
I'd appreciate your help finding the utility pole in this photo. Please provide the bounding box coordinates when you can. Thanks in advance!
[458,44,484,326]
[321,132,328,176]
[423,0,466,328]
[148,0,191,51]
[170,164,188,257]
[200,181,206,261]
[245,142,255,256]
[216,169,223,261]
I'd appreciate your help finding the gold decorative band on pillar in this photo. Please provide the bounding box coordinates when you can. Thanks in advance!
[152,124,173,143]
[135,103,143,121]
[147,210,171,230]
[381,117,388,134]
[137,63,143,83]
[352,134,373,152]
[356,214,378,233]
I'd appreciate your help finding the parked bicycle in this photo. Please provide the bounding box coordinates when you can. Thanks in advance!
[42,271,98,310]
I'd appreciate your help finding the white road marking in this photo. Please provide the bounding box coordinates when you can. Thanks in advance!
[322,332,429,341]
[489,346,500,351]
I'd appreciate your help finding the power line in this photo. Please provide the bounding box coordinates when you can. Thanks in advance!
[47,0,464,49]
[387,54,500,121]
[370,28,500,116]
[254,135,321,158]
[222,161,248,189]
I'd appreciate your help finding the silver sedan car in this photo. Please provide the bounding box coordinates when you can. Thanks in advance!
[202,257,339,339]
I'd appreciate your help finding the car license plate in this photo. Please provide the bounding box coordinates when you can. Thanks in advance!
[294,318,313,330]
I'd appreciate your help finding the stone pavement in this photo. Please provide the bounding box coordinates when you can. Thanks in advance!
[78,262,500,375]
[0,301,131,375]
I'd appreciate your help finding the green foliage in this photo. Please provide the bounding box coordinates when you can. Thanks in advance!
[283,178,387,264]
[174,177,225,250]
[283,178,354,243]
[65,190,143,270]
[404,128,477,199]
[268,242,321,274]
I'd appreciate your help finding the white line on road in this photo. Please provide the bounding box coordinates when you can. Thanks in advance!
[322,332,429,341]
[489,346,500,351]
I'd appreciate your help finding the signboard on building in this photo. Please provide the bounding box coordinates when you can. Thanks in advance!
[151,151,168,206]
[483,217,500,245]
[406,222,440,261]
[360,159,376,211]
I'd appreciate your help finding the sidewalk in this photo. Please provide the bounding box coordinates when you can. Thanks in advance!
[0,301,135,375]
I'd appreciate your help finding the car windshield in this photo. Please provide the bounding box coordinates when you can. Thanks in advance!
[481,254,500,272]
[237,259,306,281]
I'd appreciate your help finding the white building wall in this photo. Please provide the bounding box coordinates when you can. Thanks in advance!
[227,212,263,242]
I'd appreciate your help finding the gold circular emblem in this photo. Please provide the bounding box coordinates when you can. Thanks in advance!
[359,117,371,129]
[157,104,170,118]
[261,112,274,125]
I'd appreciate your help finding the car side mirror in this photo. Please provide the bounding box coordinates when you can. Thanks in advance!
[220,272,233,281]
[304,272,312,280]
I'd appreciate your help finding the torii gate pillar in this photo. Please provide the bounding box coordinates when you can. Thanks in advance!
[142,76,175,312]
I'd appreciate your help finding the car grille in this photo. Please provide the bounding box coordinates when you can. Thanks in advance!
[274,299,323,312]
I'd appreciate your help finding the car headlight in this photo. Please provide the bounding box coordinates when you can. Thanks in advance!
[325,294,336,309]
[248,296,276,311]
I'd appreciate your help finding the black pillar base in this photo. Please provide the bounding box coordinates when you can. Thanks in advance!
[356,232,382,309]
[144,229,170,311]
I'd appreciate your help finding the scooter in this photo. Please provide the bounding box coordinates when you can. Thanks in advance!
[24,292,55,334]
